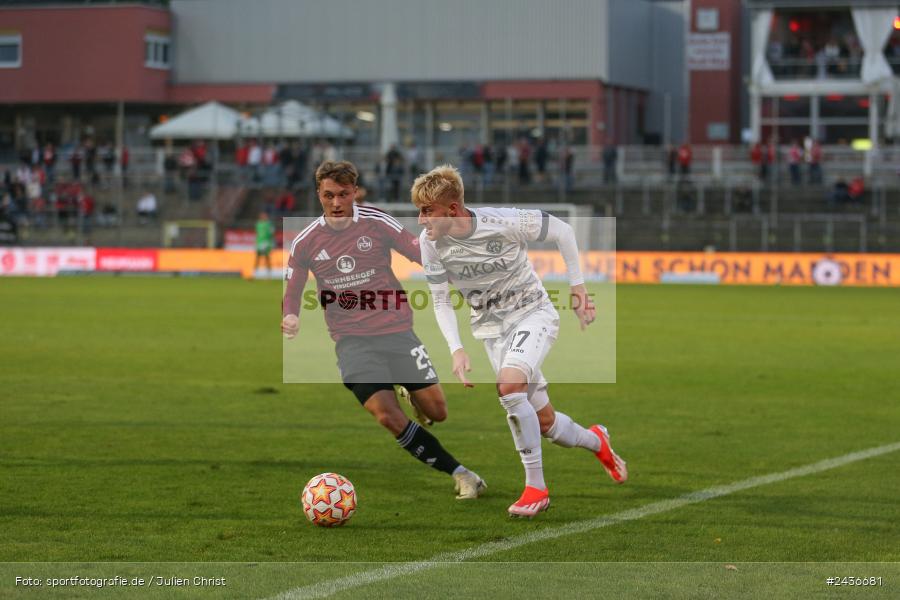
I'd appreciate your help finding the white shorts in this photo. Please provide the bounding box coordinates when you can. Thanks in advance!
[482,303,560,388]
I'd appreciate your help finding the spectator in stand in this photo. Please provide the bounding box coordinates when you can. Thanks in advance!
[278,142,293,170]
[235,140,249,178]
[275,188,296,217]
[98,202,119,227]
[766,139,778,182]
[263,142,280,186]
[1,191,16,222]
[178,147,196,175]
[27,165,45,210]
[534,137,548,182]
[666,145,677,181]
[162,151,177,193]
[290,142,308,190]
[806,138,823,184]
[385,144,405,201]
[137,191,158,224]
[602,144,618,184]
[848,176,865,203]
[16,162,32,188]
[824,38,841,76]
[830,179,850,205]
[42,143,57,183]
[192,140,209,168]
[55,181,77,234]
[750,141,766,181]
[262,142,278,165]
[70,143,83,181]
[234,140,250,168]
[247,139,262,183]
[495,143,508,180]
[471,143,485,177]
[562,145,575,191]
[482,144,495,185]
[788,140,803,185]
[178,147,203,200]
[677,142,692,179]
[101,142,116,174]
[84,139,98,184]
[517,137,531,184]
[77,188,94,236]
[279,142,294,187]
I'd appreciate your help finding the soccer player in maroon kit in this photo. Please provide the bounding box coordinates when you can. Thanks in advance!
[281,161,485,499]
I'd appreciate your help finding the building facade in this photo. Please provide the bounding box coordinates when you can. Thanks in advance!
[0,0,697,156]
[747,0,900,147]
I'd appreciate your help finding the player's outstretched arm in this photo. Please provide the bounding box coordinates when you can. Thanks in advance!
[541,213,592,330]
[429,281,473,387]
[570,283,596,331]
[451,348,473,388]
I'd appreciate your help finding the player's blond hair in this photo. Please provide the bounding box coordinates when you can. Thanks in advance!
[410,165,464,208]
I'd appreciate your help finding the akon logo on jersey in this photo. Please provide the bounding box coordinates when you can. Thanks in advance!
[455,258,509,280]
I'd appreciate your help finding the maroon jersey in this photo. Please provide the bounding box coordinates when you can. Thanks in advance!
[282,204,422,340]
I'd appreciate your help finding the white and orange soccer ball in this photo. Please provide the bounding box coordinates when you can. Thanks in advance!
[301,472,357,527]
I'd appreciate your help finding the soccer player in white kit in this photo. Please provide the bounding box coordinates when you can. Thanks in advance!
[411,165,627,518]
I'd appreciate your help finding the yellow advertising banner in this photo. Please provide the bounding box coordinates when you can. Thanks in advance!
[389,251,900,287]
[157,249,284,278]
[599,252,900,287]
[155,249,900,287]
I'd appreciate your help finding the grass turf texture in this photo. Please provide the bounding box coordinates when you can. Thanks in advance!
[1,279,898,597]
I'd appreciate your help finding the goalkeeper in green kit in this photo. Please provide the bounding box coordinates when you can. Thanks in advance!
[255,211,275,278]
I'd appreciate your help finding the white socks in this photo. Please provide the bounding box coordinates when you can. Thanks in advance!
[499,392,545,490]
[545,411,601,452]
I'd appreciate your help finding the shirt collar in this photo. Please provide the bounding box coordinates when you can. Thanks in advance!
[317,203,360,227]
[451,208,477,240]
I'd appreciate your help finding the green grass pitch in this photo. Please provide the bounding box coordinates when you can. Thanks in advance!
[1,278,898,598]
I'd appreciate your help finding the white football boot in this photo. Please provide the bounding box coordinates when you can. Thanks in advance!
[398,385,434,427]
[453,470,487,500]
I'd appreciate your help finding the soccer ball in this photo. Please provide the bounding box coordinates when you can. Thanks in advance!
[301,472,357,527]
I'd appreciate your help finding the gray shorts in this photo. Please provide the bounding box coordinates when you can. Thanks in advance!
[336,330,439,401]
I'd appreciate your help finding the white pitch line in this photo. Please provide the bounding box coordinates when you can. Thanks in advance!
[266,440,900,600]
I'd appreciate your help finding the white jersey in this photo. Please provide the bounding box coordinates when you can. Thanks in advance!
[420,207,553,339]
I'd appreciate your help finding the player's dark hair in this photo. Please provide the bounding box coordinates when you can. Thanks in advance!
[315,161,358,188]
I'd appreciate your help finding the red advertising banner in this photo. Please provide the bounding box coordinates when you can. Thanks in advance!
[96,248,159,272]
[0,247,96,277]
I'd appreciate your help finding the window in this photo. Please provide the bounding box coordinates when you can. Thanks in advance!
[144,33,171,70]
[768,10,859,80]
[0,34,22,68]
